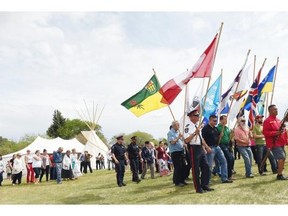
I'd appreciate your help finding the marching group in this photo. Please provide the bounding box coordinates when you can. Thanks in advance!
[0,104,286,193]
[111,104,288,194]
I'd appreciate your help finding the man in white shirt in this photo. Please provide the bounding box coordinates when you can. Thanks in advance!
[184,109,212,193]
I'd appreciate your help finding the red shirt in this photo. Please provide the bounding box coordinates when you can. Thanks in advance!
[156,147,168,160]
[263,115,287,148]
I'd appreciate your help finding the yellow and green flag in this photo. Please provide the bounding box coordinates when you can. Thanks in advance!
[121,75,167,117]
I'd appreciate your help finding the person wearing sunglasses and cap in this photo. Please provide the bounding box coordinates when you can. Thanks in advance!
[111,134,129,187]
[234,116,254,178]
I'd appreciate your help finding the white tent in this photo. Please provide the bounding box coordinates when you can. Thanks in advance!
[1,136,85,177]
[81,130,109,169]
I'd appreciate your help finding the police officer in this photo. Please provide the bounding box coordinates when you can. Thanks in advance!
[127,136,142,183]
[111,134,129,187]
[184,109,212,193]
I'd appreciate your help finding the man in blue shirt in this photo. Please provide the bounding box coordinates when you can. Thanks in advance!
[167,120,187,187]
[53,147,63,184]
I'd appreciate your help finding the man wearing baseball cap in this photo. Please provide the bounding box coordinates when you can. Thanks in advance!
[253,114,277,175]
[263,104,288,180]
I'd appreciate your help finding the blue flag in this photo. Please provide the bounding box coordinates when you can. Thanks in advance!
[202,74,221,124]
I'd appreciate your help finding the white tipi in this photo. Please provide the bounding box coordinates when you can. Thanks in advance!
[78,102,109,170]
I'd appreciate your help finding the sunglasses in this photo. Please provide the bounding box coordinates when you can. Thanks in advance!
[241,120,246,122]
[213,120,218,122]
[193,114,200,117]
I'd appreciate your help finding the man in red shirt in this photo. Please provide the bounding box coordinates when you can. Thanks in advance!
[263,104,288,180]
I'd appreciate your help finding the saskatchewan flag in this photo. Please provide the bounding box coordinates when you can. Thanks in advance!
[121,75,167,117]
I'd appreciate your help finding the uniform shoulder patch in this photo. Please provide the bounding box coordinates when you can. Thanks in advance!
[185,128,189,133]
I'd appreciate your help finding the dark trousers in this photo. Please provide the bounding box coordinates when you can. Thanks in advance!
[96,160,101,170]
[138,158,143,174]
[115,159,125,185]
[84,161,93,173]
[251,145,258,163]
[184,148,191,179]
[130,158,140,181]
[220,144,234,178]
[0,171,3,185]
[171,151,186,185]
[50,167,57,180]
[234,145,241,160]
[256,145,278,173]
[33,167,41,178]
[189,145,210,192]
[40,165,50,182]
[12,171,22,184]
[155,159,159,173]
[80,161,84,173]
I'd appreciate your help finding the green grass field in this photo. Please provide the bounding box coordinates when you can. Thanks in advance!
[1,158,288,205]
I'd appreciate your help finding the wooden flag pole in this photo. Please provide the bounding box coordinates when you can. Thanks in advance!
[182,83,189,134]
[152,68,176,121]
[270,57,279,105]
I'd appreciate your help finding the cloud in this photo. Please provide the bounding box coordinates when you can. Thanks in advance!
[0,12,287,142]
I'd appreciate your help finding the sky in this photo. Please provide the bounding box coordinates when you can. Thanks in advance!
[1,3,288,142]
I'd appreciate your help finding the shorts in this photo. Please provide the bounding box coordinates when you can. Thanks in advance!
[272,146,286,160]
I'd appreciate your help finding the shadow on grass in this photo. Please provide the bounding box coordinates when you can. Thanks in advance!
[60,194,104,204]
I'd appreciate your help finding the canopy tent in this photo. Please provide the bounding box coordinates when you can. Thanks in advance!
[81,130,109,169]
[1,136,85,178]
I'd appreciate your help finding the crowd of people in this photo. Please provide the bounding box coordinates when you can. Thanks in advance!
[0,104,286,194]
[110,104,288,194]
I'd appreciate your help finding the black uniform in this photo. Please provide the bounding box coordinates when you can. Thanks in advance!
[127,142,141,182]
[111,142,127,186]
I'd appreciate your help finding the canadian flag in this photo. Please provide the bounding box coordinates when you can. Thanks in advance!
[160,33,218,105]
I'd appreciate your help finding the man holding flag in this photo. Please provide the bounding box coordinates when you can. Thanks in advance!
[263,104,288,180]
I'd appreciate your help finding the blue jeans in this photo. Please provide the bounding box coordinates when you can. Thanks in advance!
[206,146,228,182]
[220,144,235,178]
[237,146,253,176]
[55,163,62,183]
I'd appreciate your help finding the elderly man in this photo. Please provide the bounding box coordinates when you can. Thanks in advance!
[234,117,254,178]
[263,104,288,180]
[184,109,212,193]
[167,120,187,187]
[53,147,63,184]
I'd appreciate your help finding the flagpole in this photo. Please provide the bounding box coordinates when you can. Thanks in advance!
[226,49,251,120]
[199,22,224,123]
[253,55,256,80]
[265,92,269,118]
[182,83,189,133]
[270,57,279,105]
[152,68,176,121]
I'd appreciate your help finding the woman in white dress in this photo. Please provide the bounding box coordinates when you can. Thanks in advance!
[62,150,74,180]
[70,148,82,179]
